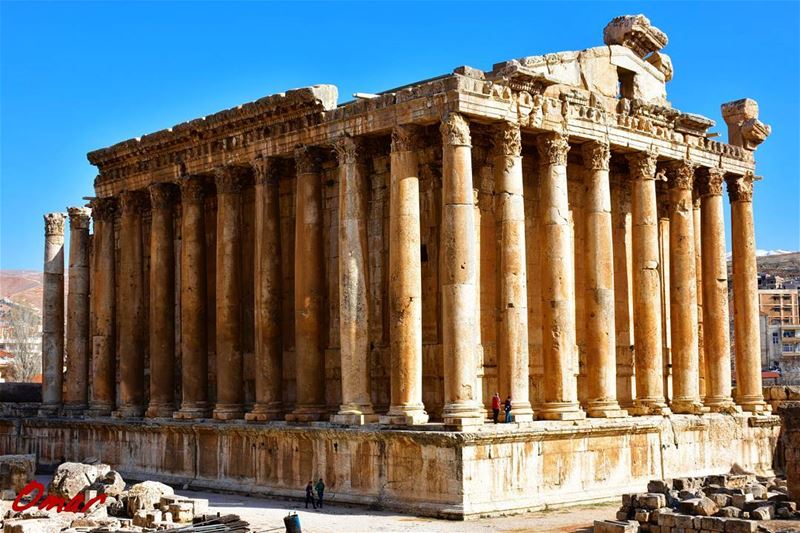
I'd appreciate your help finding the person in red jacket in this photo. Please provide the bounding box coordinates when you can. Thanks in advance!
[491,392,501,424]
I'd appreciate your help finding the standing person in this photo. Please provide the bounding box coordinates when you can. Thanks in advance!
[305,481,317,509]
[491,392,501,424]
[504,396,513,423]
[315,478,325,508]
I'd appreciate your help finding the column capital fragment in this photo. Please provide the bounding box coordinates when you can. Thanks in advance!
[89,197,117,222]
[178,176,207,204]
[582,140,611,171]
[148,182,178,210]
[440,112,471,147]
[391,124,421,153]
[492,121,522,158]
[119,189,149,215]
[536,132,570,166]
[333,135,361,165]
[252,156,282,186]
[665,159,696,191]
[696,167,726,197]
[726,172,756,203]
[626,147,659,181]
[67,206,92,230]
[294,145,321,175]
[214,166,245,194]
[44,212,66,236]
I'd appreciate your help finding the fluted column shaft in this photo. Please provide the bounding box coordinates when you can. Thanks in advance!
[247,158,284,422]
[627,150,670,415]
[440,113,482,427]
[63,207,91,413]
[40,212,66,415]
[494,122,533,421]
[288,147,326,422]
[146,183,177,418]
[174,178,211,419]
[666,161,705,414]
[536,132,584,420]
[114,191,147,418]
[88,198,116,416]
[583,141,626,418]
[213,169,245,420]
[698,168,737,412]
[727,173,767,413]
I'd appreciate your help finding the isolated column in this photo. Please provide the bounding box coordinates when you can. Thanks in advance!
[627,149,670,416]
[440,112,483,428]
[666,160,705,414]
[213,167,245,421]
[727,173,768,413]
[494,122,533,422]
[174,177,211,419]
[146,183,177,418]
[698,168,737,412]
[88,198,116,416]
[40,212,66,416]
[288,146,326,422]
[114,190,147,418]
[582,141,626,418]
[247,158,284,422]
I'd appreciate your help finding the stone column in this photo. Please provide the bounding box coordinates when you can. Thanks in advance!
[288,146,326,422]
[727,172,768,413]
[114,190,147,418]
[145,183,177,418]
[213,168,245,420]
[582,141,626,418]
[440,112,483,428]
[331,136,377,424]
[174,177,211,419]
[666,160,705,414]
[40,212,66,416]
[697,168,737,412]
[693,195,706,399]
[62,206,92,414]
[88,198,116,416]
[627,149,670,415]
[246,158,284,422]
[381,126,428,425]
[494,122,533,422]
[535,132,584,420]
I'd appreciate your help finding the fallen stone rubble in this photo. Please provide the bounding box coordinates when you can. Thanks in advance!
[0,457,250,532]
[594,473,800,532]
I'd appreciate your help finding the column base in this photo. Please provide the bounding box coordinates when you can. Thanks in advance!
[173,403,212,420]
[442,401,484,429]
[112,405,144,418]
[244,403,284,422]
[86,404,113,417]
[330,413,380,425]
[737,396,770,414]
[285,405,327,423]
[628,399,671,416]
[704,397,741,414]
[62,404,87,417]
[212,404,245,421]
[509,402,535,422]
[585,399,628,418]
[37,404,61,417]
[145,403,176,418]
[537,402,586,421]
[670,398,709,415]
[379,407,429,426]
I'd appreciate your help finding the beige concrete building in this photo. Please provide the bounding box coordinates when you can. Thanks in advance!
[1,14,782,518]
[760,289,800,325]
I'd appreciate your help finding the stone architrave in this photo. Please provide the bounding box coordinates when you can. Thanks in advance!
[665,160,705,414]
[440,113,483,428]
[535,132,584,421]
[212,168,245,421]
[88,198,117,416]
[332,136,377,425]
[697,168,737,413]
[727,173,768,413]
[246,158,284,422]
[145,183,177,418]
[40,212,66,416]
[174,177,211,420]
[287,146,326,422]
[493,122,533,422]
[627,149,670,416]
[582,141,626,418]
[63,206,92,414]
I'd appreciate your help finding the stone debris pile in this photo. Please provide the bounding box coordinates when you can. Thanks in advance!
[594,473,800,532]
[0,458,249,532]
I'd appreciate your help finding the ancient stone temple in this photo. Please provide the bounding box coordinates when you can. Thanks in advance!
[1,14,780,518]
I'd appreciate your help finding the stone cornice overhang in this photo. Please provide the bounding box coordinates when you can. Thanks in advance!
[89,74,756,197]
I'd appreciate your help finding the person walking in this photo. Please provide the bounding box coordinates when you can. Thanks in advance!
[305,480,317,509]
[315,478,325,508]
[491,392,501,424]
[504,396,513,423]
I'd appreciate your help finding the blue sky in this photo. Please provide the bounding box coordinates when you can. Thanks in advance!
[1,1,798,270]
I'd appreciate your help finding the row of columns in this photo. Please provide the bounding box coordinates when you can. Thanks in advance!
[40,114,768,423]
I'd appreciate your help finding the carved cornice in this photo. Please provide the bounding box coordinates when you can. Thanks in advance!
[582,140,610,171]
[214,167,244,194]
[178,176,207,203]
[89,197,117,222]
[440,112,471,147]
[665,159,695,191]
[148,182,177,210]
[696,167,725,198]
[333,135,360,165]
[294,145,320,175]
[44,212,66,236]
[536,132,570,166]
[67,206,92,230]
[391,125,420,153]
[726,172,755,203]
[626,147,659,181]
[119,190,149,216]
[252,156,282,186]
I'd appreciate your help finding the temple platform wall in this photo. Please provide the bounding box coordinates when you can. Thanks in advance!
[0,414,780,519]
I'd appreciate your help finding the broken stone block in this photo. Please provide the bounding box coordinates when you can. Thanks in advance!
[593,519,639,533]
[3,518,63,533]
[709,493,731,508]
[776,500,797,513]
[717,506,741,518]
[647,479,671,494]
[673,513,694,528]
[168,501,193,523]
[0,455,35,493]
[649,508,672,524]
[634,509,649,523]
[692,497,719,516]
[730,493,753,509]
[48,462,111,500]
[742,499,771,513]
[126,481,174,515]
[89,470,125,498]
[748,484,767,499]
[776,506,794,518]
[750,505,774,520]
[673,477,704,491]
[637,493,666,510]
[70,517,121,530]
[186,497,208,516]
[722,518,757,533]
[616,510,630,521]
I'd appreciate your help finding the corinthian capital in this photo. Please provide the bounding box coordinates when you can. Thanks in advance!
[391,125,420,153]
[582,140,610,171]
[333,135,360,165]
[665,159,695,191]
[294,145,320,175]
[726,172,755,203]
[440,112,471,147]
[493,122,522,157]
[179,176,207,204]
[67,206,92,230]
[214,167,244,194]
[626,147,659,181]
[119,190,148,216]
[148,182,177,210]
[89,197,117,222]
[252,156,282,186]
[44,212,66,236]
[536,132,570,166]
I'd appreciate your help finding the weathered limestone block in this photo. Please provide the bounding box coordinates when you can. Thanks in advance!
[49,462,110,500]
[603,14,668,58]
[168,501,193,523]
[721,98,771,151]
[126,481,174,515]
[593,519,639,533]
[89,470,125,497]
[3,519,64,533]
[0,455,35,492]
